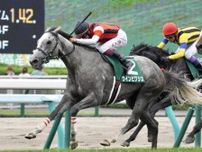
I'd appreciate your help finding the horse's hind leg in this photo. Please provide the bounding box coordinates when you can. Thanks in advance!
[120,99,145,135]
[122,91,172,147]
[121,119,146,147]
[121,89,158,135]
[147,94,172,142]
[122,110,159,148]
[185,119,202,144]
[141,111,159,148]
[122,101,156,147]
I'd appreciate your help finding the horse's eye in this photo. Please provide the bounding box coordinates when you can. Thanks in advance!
[47,41,51,45]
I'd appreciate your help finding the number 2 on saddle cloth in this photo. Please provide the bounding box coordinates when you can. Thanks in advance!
[103,55,145,105]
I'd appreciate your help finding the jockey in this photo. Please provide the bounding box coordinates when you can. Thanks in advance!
[157,22,202,71]
[70,21,132,73]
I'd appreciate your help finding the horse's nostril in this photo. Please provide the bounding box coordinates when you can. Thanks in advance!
[31,59,39,65]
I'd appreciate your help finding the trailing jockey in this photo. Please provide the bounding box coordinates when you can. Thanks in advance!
[157,21,202,72]
[70,21,132,73]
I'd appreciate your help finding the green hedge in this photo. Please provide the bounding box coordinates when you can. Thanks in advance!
[0,63,67,75]
[104,103,189,111]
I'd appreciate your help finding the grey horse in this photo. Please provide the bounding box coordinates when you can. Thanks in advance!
[126,43,202,146]
[26,27,202,148]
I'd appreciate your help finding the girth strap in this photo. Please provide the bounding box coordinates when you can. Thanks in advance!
[105,76,121,105]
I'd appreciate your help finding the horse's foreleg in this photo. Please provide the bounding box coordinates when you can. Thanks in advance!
[70,92,99,116]
[25,95,74,139]
[68,92,99,148]
[70,117,78,149]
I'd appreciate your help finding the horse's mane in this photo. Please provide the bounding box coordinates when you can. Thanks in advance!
[130,43,169,57]
[46,27,96,51]
[46,27,72,40]
[130,43,174,69]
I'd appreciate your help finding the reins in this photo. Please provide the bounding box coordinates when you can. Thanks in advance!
[37,31,76,62]
[62,44,75,57]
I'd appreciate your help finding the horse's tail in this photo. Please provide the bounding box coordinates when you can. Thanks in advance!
[187,78,202,90]
[163,71,202,105]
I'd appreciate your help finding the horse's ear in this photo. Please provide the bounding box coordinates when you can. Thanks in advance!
[45,27,52,32]
[45,26,61,32]
[53,26,61,33]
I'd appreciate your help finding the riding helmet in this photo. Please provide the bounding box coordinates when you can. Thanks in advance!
[74,21,89,35]
[162,22,178,36]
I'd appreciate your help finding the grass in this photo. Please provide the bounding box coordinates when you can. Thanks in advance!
[0,63,67,75]
[0,107,97,117]
[1,148,202,152]
[0,108,49,117]
[0,103,190,117]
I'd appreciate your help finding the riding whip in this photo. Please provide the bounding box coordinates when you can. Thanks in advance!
[70,11,92,36]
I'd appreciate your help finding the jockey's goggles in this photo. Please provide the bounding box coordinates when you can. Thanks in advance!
[165,34,176,39]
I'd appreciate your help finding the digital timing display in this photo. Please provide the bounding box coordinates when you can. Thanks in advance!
[0,0,44,54]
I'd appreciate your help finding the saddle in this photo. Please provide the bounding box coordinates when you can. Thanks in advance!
[101,54,145,83]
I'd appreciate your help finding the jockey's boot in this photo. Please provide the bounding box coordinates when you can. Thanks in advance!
[189,56,202,74]
[112,50,132,73]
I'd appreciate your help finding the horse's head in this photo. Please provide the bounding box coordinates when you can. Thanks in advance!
[30,27,67,70]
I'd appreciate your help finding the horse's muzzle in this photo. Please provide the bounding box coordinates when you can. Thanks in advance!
[30,58,43,70]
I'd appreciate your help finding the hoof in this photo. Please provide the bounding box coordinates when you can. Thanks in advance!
[121,141,130,147]
[100,139,110,146]
[184,136,195,144]
[24,133,36,139]
[70,141,78,149]
[148,136,152,142]
[111,139,117,143]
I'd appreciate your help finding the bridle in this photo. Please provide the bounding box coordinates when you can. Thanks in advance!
[36,31,75,63]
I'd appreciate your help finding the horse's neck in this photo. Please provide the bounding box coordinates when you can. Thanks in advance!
[59,35,100,74]
[58,35,74,55]
[152,47,168,56]
[57,35,78,71]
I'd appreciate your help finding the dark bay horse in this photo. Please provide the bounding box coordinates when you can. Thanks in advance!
[25,27,202,148]
[130,44,195,80]
[130,43,202,144]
